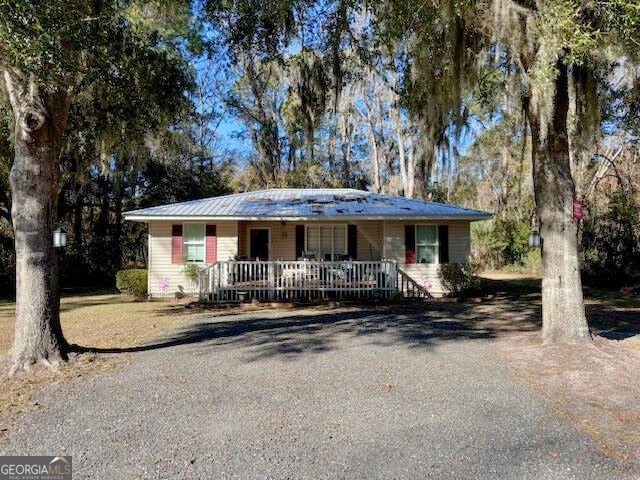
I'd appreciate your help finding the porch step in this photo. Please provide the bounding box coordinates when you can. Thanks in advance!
[396,268,432,299]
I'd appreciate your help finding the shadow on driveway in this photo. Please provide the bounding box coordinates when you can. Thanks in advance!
[72,298,539,361]
[71,278,639,361]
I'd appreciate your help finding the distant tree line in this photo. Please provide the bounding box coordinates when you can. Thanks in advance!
[1,1,638,297]
[1,0,639,370]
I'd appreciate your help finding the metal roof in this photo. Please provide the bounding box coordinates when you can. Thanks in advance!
[124,188,492,221]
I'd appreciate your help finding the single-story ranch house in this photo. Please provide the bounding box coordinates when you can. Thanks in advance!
[124,188,491,300]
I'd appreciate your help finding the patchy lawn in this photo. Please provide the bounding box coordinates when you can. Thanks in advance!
[0,292,204,355]
[482,270,640,310]
[0,292,221,421]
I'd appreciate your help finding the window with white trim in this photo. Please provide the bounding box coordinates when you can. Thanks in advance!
[416,225,438,264]
[183,223,205,263]
[305,225,347,260]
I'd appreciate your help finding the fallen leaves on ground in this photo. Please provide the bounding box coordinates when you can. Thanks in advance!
[0,293,211,425]
[0,354,127,436]
[500,333,640,475]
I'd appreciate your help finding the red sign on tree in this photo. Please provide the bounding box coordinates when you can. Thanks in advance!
[572,197,585,220]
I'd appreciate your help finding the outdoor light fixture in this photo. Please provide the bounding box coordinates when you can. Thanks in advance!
[528,230,541,248]
[53,228,67,248]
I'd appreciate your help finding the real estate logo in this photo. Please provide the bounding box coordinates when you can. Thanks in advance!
[0,456,72,480]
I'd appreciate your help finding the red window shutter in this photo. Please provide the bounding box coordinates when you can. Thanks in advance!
[171,225,183,264]
[205,224,217,263]
[405,225,416,264]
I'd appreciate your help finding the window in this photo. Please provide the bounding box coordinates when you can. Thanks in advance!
[416,225,438,264]
[306,225,346,260]
[183,223,205,263]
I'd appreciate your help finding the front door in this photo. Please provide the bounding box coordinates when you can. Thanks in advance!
[250,228,270,260]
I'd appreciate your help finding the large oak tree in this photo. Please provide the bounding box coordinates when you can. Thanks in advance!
[0,0,195,373]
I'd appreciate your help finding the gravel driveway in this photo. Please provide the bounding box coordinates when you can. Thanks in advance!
[0,306,628,479]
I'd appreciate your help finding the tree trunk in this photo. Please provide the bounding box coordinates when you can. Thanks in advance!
[526,63,591,344]
[4,70,70,373]
[498,144,511,218]
[113,164,125,273]
[326,126,336,183]
[406,133,416,197]
[340,135,351,186]
[498,93,512,218]
[359,82,382,193]
[73,185,84,258]
[337,85,353,187]
[367,125,381,193]
[390,99,409,196]
[413,138,426,198]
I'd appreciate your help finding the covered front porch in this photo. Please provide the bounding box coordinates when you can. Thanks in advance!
[199,259,394,302]
[198,219,444,301]
[236,220,383,263]
[198,259,429,302]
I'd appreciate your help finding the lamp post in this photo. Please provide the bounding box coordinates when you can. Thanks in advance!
[528,230,541,249]
[53,228,67,248]
[52,227,66,305]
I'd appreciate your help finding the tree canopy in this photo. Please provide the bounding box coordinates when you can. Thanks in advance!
[1,0,639,370]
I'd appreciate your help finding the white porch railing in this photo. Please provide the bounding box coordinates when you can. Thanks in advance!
[199,260,397,302]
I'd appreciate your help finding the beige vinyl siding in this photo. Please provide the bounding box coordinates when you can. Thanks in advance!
[382,220,442,294]
[397,263,442,294]
[216,222,239,261]
[356,221,383,260]
[449,222,471,263]
[148,220,237,296]
[146,218,470,297]
[238,220,382,261]
[239,221,296,260]
[383,220,471,296]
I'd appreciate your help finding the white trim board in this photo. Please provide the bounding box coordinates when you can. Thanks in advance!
[126,215,491,222]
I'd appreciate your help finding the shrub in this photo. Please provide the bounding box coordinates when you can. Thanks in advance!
[580,190,640,286]
[182,261,201,285]
[438,262,480,296]
[116,269,148,298]
[471,217,532,271]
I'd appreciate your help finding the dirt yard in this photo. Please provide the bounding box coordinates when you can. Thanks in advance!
[502,336,640,470]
